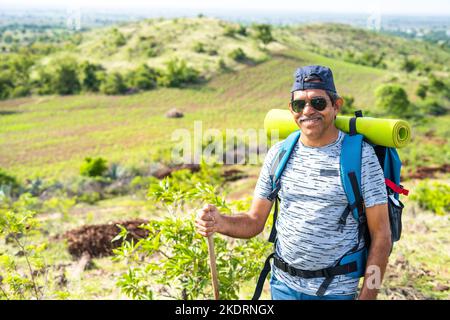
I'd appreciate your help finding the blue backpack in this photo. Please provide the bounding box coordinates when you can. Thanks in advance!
[252,111,409,300]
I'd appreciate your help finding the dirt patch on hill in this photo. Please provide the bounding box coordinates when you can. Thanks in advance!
[64,219,149,258]
[405,164,450,180]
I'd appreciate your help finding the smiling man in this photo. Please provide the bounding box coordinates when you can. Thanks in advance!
[195,65,392,300]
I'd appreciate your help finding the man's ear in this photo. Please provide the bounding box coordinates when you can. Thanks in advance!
[334,97,344,114]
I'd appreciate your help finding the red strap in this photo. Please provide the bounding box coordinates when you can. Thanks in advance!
[385,178,409,196]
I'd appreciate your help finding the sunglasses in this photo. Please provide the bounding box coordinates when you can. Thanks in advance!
[290,96,328,113]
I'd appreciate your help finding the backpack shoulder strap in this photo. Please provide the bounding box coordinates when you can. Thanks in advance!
[340,133,364,221]
[267,130,301,201]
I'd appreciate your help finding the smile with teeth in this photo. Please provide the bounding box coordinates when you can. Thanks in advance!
[300,117,322,124]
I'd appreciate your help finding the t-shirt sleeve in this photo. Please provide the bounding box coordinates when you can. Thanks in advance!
[361,142,388,208]
[253,141,283,200]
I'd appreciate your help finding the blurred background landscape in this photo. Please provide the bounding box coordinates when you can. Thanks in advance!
[0,0,448,300]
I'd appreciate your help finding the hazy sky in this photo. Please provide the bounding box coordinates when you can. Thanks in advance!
[1,0,450,16]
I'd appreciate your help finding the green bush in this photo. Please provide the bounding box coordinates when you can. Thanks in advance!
[51,58,81,95]
[157,59,199,88]
[252,24,273,44]
[237,24,247,36]
[114,176,271,300]
[100,72,127,95]
[126,64,157,91]
[228,48,247,62]
[0,168,21,197]
[223,25,237,37]
[411,181,450,215]
[0,196,50,300]
[35,58,80,95]
[340,95,356,115]
[111,28,126,47]
[193,42,205,53]
[400,58,418,73]
[78,61,104,92]
[80,157,108,177]
[416,84,428,99]
[421,99,448,116]
[375,84,412,118]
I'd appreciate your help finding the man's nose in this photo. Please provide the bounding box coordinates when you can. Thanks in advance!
[302,103,316,116]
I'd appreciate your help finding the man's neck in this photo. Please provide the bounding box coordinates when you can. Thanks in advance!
[300,127,339,147]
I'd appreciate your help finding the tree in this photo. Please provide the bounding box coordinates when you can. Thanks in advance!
[252,24,273,44]
[375,84,411,118]
[100,72,127,95]
[126,64,158,91]
[54,61,80,95]
[157,59,199,88]
[78,61,104,92]
[0,71,13,100]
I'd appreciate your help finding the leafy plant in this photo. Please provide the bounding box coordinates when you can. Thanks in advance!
[375,84,412,118]
[80,157,108,177]
[0,194,46,299]
[113,179,271,300]
[228,48,247,62]
[157,59,199,88]
[411,181,450,215]
[252,24,273,44]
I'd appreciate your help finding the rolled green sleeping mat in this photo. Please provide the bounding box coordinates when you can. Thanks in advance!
[264,109,411,148]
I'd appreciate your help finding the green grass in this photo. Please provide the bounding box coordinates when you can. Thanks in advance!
[1,47,402,182]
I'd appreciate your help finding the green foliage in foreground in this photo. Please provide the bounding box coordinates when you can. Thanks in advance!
[411,181,450,215]
[113,163,271,300]
[0,194,51,299]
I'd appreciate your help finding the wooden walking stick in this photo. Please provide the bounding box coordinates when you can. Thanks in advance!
[207,235,220,300]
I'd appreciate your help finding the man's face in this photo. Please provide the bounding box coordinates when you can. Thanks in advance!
[289,89,341,140]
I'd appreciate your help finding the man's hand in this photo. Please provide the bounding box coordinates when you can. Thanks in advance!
[195,197,273,239]
[195,204,222,237]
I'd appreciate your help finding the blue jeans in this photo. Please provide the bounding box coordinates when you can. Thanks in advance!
[270,274,357,300]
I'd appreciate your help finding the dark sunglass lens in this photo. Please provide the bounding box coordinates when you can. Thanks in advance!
[291,100,306,112]
[311,97,327,110]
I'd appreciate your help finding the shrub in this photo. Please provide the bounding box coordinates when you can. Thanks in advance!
[0,168,21,197]
[157,59,199,88]
[51,59,81,95]
[252,24,273,44]
[114,177,271,300]
[80,157,108,177]
[416,83,428,99]
[78,61,104,92]
[111,28,126,47]
[100,72,127,95]
[0,194,55,300]
[223,25,237,37]
[400,58,417,73]
[126,64,157,91]
[228,48,247,62]
[340,95,356,115]
[193,42,205,53]
[411,181,450,215]
[237,24,247,36]
[422,99,448,116]
[375,84,412,118]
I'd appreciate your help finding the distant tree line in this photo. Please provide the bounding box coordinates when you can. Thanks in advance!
[0,54,200,99]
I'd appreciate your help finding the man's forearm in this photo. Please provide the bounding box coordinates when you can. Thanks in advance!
[217,213,263,239]
[358,238,391,300]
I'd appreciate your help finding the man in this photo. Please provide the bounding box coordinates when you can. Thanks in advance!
[195,65,392,300]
